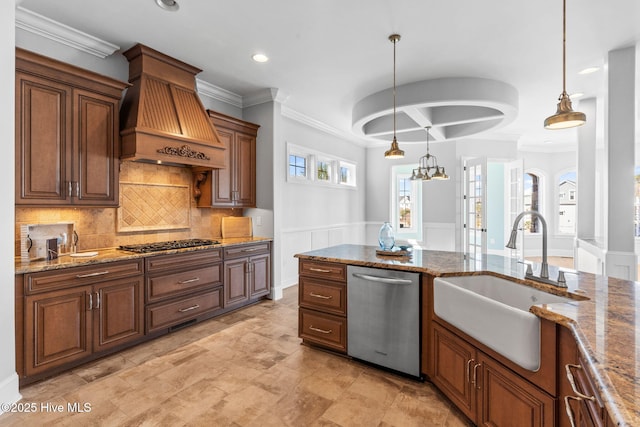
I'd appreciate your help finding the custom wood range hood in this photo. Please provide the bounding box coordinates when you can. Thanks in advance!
[119,43,225,168]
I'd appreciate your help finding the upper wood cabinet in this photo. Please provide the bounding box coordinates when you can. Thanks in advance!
[195,111,259,208]
[15,48,129,207]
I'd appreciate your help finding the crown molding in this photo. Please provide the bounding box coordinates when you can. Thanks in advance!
[15,6,119,58]
[196,78,243,108]
[243,88,289,107]
[282,106,367,147]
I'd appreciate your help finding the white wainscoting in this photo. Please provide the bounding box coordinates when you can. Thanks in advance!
[279,223,366,292]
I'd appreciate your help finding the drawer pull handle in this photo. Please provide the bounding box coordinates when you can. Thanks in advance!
[76,271,109,278]
[178,277,200,285]
[309,292,332,300]
[309,325,332,334]
[178,304,200,313]
[565,364,596,401]
[564,395,581,427]
[241,248,260,252]
[309,267,331,273]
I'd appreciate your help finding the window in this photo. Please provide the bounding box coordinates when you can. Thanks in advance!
[557,171,576,234]
[288,154,307,178]
[286,143,357,188]
[338,161,356,187]
[523,172,541,233]
[634,166,640,237]
[391,166,422,241]
[316,159,331,182]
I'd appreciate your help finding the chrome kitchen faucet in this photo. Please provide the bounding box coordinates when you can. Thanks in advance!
[506,210,567,287]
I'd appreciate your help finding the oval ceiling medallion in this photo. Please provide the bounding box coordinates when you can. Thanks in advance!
[352,77,518,143]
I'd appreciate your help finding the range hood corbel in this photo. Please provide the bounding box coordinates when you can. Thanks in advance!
[119,43,225,168]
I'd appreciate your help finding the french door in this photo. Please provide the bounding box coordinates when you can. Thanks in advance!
[464,158,487,258]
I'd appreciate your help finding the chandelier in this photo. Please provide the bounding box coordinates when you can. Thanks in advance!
[410,126,449,181]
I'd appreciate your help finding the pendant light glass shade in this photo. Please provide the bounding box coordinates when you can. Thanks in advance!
[544,0,585,129]
[385,34,404,159]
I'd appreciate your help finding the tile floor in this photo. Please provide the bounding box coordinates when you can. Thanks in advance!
[0,286,471,426]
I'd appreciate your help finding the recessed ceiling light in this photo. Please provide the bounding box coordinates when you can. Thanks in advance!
[252,53,269,63]
[578,66,599,75]
[155,0,179,12]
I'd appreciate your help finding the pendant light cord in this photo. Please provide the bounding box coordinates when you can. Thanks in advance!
[562,0,567,96]
[392,36,397,139]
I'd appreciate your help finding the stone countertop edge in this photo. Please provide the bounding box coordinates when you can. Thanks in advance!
[15,236,273,275]
[295,244,638,427]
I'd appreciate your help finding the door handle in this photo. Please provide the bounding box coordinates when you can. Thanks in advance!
[565,364,595,401]
[466,358,475,383]
[94,292,100,309]
[473,363,482,389]
[352,273,413,285]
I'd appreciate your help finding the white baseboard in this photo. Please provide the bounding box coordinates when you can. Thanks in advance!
[0,373,21,413]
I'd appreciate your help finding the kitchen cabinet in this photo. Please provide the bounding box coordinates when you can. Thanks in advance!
[21,259,144,382]
[223,242,271,309]
[431,322,555,426]
[558,326,614,427]
[15,48,128,207]
[195,111,259,208]
[145,249,224,334]
[297,259,347,353]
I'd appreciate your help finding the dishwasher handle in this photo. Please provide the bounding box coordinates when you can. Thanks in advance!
[351,272,413,285]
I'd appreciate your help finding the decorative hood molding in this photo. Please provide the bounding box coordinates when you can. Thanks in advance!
[119,43,225,168]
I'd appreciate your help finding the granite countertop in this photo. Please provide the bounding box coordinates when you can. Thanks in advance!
[15,236,273,275]
[295,244,639,427]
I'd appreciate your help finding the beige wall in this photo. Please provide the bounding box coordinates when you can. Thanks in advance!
[15,162,240,256]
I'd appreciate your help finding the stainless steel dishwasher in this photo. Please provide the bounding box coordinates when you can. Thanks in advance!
[347,265,420,378]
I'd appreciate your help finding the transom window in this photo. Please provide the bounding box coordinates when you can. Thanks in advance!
[289,154,306,178]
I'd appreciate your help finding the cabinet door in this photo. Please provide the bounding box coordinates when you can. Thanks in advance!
[15,73,72,205]
[73,89,120,206]
[234,132,256,207]
[211,127,234,206]
[249,252,271,298]
[93,277,144,352]
[25,286,92,376]
[478,353,555,427]
[431,322,477,422]
[224,258,249,308]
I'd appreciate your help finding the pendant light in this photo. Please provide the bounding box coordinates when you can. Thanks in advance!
[544,0,586,129]
[384,34,404,158]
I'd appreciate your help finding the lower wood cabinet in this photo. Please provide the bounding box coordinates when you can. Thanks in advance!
[145,249,224,333]
[431,322,555,427]
[23,262,144,380]
[223,242,271,309]
[297,259,347,353]
[558,326,615,427]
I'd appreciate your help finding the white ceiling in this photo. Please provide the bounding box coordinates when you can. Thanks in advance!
[15,0,640,150]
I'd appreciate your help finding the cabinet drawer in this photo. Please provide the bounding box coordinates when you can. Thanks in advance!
[25,260,143,294]
[299,308,347,353]
[224,242,271,259]
[299,277,346,315]
[146,288,223,333]
[299,260,346,282]
[147,264,222,303]
[145,249,222,273]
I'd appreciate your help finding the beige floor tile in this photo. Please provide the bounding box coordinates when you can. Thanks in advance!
[2,286,470,427]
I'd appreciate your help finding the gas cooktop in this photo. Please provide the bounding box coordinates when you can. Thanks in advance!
[118,239,219,254]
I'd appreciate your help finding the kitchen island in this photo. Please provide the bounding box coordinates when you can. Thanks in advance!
[295,244,638,427]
